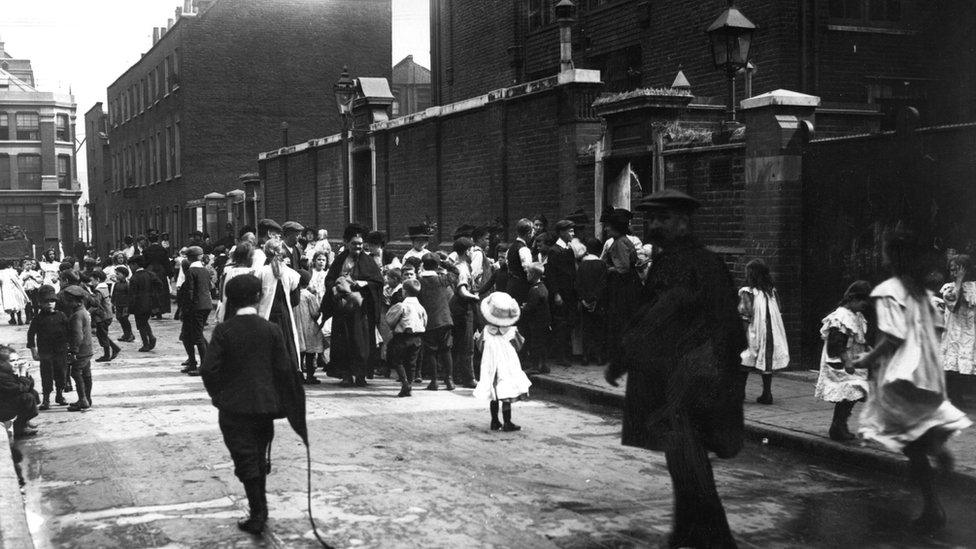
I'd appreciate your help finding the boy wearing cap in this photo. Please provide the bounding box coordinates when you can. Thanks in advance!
[386,278,427,397]
[27,285,70,409]
[128,256,160,352]
[178,246,214,375]
[63,286,94,411]
[548,219,579,366]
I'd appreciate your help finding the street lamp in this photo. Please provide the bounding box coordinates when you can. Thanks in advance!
[555,0,576,73]
[333,65,356,222]
[706,1,756,122]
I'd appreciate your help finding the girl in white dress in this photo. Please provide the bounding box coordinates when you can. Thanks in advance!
[815,280,872,441]
[855,229,971,532]
[38,249,61,293]
[473,292,531,431]
[0,260,29,325]
[739,259,790,404]
[940,254,976,376]
[20,259,43,321]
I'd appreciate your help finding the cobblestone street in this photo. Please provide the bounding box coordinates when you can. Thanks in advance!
[5,319,976,548]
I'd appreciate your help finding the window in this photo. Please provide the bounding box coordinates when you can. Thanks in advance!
[150,69,157,102]
[164,56,171,93]
[15,113,39,140]
[160,129,169,180]
[56,114,70,142]
[166,124,175,179]
[0,155,9,189]
[57,155,71,189]
[174,119,181,176]
[144,138,151,185]
[152,133,160,182]
[172,48,181,88]
[143,77,149,108]
[527,0,554,30]
[156,66,164,99]
[17,154,41,189]
[829,0,901,22]
[135,142,142,186]
[0,113,8,140]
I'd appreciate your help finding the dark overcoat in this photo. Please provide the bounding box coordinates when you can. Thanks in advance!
[609,236,746,458]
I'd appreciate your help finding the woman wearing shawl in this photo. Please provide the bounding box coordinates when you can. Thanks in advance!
[254,240,302,371]
[319,224,384,387]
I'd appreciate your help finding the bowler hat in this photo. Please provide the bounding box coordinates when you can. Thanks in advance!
[636,188,701,213]
[185,246,204,257]
[479,292,521,327]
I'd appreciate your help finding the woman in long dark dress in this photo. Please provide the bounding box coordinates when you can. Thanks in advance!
[319,224,384,386]
[603,209,640,363]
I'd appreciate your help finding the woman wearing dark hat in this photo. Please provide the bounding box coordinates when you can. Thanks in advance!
[320,224,384,386]
[603,208,640,363]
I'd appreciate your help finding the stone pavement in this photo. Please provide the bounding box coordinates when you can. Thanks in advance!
[530,363,976,485]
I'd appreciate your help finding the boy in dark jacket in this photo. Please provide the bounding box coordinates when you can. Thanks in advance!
[63,286,94,411]
[26,285,69,409]
[576,238,608,365]
[127,255,160,352]
[521,262,551,374]
[417,252,458,390]
[86,271,121,363]
[0,345,39,438]
[201,274,297,536]
[112,266,135,342]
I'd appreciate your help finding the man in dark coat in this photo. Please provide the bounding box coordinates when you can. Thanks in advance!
[281,221,306,270]
[319,224,384,386]
[127,256,161,352]
[201,273,302,536]
[142,232,173,318]
[605,189,746,549]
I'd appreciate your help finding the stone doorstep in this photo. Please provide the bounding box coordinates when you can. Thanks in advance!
[527,374,976,493]
[0,421,34,549]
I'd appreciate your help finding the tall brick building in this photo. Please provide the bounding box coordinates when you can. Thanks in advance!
[430,0,976,126]
[92,0,390,252]
[0,41,82,254]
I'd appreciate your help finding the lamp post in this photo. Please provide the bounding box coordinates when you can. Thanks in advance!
[706,1,756,122]
[333,65,356,223]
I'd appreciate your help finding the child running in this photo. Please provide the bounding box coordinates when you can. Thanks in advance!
[473,292,531,431]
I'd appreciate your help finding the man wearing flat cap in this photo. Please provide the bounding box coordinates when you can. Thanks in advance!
[547,219,578,365]
[281,221,305,270]
[605,188,746,548]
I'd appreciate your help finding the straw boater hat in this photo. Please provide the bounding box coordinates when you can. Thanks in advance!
[480,292,521,327]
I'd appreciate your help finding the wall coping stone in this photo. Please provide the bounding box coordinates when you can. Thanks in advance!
[740,89,821,110]
[257,69,602,161]
[0,423,34,549]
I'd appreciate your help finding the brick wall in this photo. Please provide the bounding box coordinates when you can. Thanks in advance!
[103,0,391,248]
[261,81,602,247]
[800,123,976,368]
[433,1,973,126]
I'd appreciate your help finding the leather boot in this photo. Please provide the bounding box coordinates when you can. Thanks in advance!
[237,476,268,535]
[138,333,151,352]
[489,401,501,431]
[756,374,773,405]
[502,402,521,431]
[829,401,856,441]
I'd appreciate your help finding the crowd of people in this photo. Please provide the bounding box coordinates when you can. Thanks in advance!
[1,187,973,543]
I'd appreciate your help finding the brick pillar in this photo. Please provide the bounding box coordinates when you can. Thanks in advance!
[740,90,819,369]
[40,113,58,190]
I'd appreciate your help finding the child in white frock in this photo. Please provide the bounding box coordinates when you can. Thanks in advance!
[473,292,532,431]
[855,230,971,532]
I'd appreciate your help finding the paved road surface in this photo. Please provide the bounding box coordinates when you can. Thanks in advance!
[4,319,976,548]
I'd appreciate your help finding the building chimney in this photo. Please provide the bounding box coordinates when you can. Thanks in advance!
[175,6,182,19]
[184,0,193,14]
[153,27,160,45]
[167,18,174,31]
[556,1,577,73]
